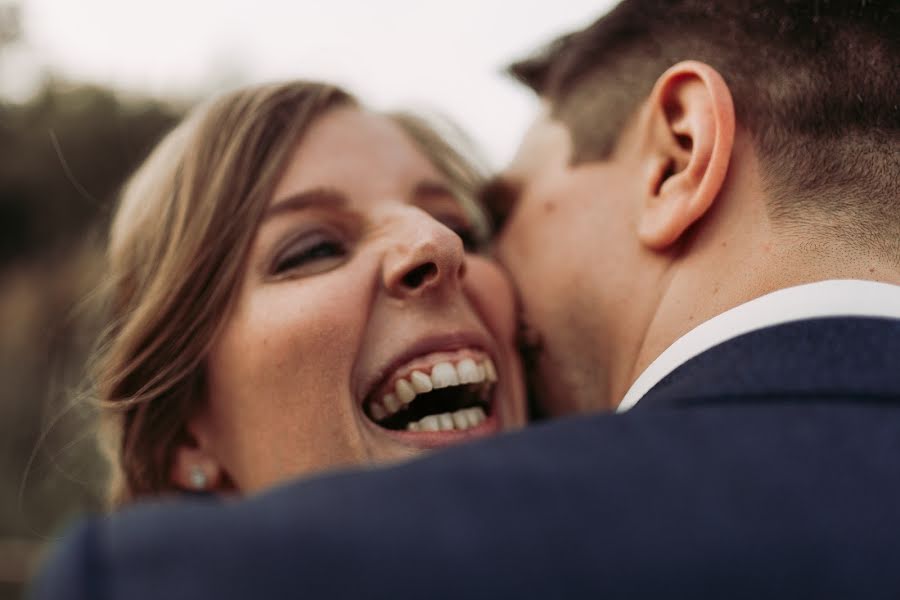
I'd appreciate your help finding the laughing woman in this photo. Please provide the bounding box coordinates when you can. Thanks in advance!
[93,81,527,505]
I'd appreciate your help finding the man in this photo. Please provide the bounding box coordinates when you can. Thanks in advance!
[491,0,900,419]
[34,1,900,598]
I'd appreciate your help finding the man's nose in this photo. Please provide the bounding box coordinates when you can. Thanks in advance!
[382,212,466,299]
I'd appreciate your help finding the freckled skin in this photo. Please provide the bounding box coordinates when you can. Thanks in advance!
[193,109,527,493]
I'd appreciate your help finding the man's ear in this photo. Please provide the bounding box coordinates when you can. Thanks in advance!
[170,417,230,493]
[636,61,735,249]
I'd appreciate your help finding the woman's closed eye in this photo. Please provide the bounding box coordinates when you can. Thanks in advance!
[271,232,348,277]
[434,216,486,253]
[453,225,484,253]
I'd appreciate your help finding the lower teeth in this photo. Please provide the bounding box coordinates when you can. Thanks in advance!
[407,407,487,432]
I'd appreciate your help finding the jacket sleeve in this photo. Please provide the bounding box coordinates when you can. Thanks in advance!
[30,518,104,600]
[29,418,617,599]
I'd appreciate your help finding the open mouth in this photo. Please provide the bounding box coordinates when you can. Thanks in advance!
[364,353,498,432]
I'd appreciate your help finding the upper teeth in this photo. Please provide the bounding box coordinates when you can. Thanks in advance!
[368,357,497,422]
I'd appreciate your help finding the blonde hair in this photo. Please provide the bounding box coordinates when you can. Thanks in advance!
[93,82,354,506]
[92,82,490,507]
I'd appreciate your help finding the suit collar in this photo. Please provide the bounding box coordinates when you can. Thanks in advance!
[618,280,900,412]
[630,316,900,411]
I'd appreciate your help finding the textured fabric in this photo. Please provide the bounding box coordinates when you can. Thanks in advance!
[31,317,900,599]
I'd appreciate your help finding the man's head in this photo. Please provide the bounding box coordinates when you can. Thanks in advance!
[492,0,899,415]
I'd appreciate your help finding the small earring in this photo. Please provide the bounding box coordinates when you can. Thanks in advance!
[189,465,208,491]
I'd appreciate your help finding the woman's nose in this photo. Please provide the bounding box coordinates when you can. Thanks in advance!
[382,213,466,299]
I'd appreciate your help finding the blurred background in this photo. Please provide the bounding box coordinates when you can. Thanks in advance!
[0,1,612,597]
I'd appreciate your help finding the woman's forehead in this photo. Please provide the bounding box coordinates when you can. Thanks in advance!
[273,107,442,197]
[267,107,487,236]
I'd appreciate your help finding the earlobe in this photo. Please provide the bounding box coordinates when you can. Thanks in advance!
[171,446,223,492]
[170,420,228,493]
[637,61,735,250]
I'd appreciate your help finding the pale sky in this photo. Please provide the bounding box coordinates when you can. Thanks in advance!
[6,0,617,166]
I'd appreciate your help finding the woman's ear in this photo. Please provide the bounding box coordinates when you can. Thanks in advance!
[170,418,229,493]
[636,60,735,249]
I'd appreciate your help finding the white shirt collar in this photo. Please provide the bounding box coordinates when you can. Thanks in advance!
[617,280,900,413]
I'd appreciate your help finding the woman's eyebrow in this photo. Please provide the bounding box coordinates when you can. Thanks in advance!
[264,188,347,222]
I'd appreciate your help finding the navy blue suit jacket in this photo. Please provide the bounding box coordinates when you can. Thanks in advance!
[33,317,900,599]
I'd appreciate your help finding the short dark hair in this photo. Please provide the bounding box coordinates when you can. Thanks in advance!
[510,0,899,256]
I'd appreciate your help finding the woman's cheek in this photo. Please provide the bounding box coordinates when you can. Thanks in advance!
[206,271,372,485]
[465,256,519,341]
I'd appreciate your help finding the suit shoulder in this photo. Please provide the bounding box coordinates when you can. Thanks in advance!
[30,518,104,600]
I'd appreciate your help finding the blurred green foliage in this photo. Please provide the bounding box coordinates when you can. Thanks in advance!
[0,77,183,597]
[0,82,181,263]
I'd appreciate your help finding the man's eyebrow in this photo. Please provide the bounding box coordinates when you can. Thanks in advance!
[263,188,347,222]
[478,175,520,231]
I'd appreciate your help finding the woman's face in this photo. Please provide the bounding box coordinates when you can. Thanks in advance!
[189,107,526,493]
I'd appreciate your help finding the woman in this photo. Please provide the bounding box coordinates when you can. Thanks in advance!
[92,81,527,505]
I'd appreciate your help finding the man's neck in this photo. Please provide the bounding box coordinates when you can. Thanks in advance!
[616,229,900,409]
